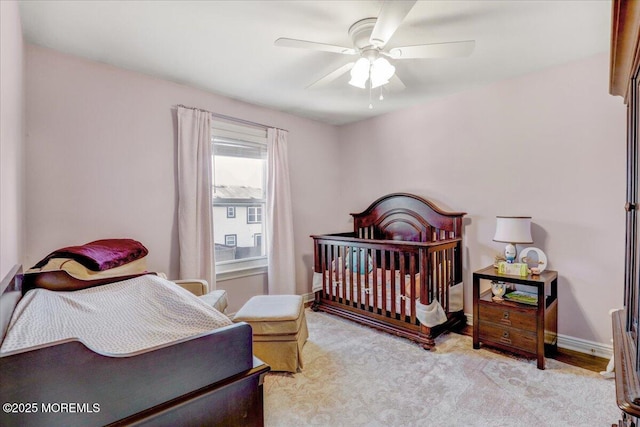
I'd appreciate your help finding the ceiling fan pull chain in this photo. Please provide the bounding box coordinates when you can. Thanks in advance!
[368,67,373,109]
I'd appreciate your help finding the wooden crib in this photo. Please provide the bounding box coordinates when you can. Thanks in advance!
[311,193,466,349]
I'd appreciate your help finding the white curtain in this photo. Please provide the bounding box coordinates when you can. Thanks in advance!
[176,106,215,290]
[266,128,296,294]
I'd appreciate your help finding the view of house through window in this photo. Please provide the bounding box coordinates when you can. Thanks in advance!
[212,121,267,271]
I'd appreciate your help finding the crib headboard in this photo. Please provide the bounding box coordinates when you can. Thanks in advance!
[351,193,466,242]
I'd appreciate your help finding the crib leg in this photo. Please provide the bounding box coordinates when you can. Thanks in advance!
[419,325,436,350]
[421,339,435,351]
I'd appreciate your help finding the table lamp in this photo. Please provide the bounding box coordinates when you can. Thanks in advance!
[493,216,533,263]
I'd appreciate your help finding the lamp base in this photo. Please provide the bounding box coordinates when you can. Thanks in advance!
[504,243,516,263]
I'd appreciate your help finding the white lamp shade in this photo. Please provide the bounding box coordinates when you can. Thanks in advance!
[493,216,533,244]
[348,57,396,89]
[348,58,370,88]
[370,58,395,88]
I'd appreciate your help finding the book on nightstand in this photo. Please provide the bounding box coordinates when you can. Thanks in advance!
[503,290,538,305]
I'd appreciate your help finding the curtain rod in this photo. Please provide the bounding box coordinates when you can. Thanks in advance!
[175,104,287,132]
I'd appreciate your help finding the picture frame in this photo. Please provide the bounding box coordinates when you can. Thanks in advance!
[519,247,548,273]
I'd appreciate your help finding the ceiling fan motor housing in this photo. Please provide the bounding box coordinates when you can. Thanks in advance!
[348,18,378,50]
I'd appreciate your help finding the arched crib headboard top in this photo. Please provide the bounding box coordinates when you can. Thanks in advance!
[351,193,466,242]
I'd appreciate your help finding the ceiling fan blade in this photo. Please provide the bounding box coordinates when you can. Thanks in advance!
[389,40,476,59]
[369,0,417,48]
[386,73,406,92]
[306,62,355,89]
[275,38,356,55]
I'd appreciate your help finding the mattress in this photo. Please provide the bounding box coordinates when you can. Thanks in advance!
[0,274,232,356]
[313,268,463,327]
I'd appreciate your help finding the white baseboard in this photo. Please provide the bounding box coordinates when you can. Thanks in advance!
[556,334,613,360]
[464,312,473,328]
[302,292,315,304]
[464,313,613,359]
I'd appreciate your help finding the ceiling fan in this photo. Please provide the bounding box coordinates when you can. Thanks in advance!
[274,0,475,92]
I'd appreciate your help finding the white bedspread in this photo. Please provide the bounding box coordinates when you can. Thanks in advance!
[0,274,232,356]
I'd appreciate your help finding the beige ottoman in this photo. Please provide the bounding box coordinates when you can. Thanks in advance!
[233,295,308,373]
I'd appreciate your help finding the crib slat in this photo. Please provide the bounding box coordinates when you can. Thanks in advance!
[316,243,331,299]
[356,247,362,309]
[322,244,328,300]
[399,253,406,320]
[364,248,370,309]
[372,247,379,314]
[444,247,451,312]
[436,247,446,310]
[436,248,443,307]
[439,246,448,311]
[323,244,328,300]
[409,253,416,325]
[390,252,396,318]
[339,245,344,302]
[381,249,387,315]
[347,246,354,306]
[335,244,340,301]
[326,245,336,301]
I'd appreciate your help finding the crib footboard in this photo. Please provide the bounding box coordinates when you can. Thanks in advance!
[311,235,465,349]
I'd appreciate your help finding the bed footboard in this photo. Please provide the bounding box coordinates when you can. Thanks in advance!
[0,323,269,427]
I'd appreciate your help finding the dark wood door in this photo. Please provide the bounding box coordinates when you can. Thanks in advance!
[610,1,640,424]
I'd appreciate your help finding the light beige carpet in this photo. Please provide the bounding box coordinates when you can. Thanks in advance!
[264,309,619,427]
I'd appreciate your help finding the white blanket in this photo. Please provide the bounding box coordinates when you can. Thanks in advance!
[0,275,232,356]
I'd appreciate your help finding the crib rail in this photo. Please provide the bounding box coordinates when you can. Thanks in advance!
[312,233,462,325]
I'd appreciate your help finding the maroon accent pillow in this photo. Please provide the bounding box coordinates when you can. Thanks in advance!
[33,239,149,272]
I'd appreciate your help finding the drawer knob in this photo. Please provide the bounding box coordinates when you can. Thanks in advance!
[500,330,512,345]
[500,311,512,325]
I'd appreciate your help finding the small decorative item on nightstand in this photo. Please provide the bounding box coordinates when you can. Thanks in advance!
[519,247,548,273]
[490,281,507,301]
[497,261,528,276]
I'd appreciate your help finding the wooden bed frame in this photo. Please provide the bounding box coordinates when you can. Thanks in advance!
[0,265,270,427]
[311,193,466,349]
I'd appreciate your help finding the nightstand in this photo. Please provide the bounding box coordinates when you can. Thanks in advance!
[472,265,558,369]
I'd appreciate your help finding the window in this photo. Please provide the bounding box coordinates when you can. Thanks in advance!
[224,234,237,247]
[247,206,262,224]
[212,121,267,276]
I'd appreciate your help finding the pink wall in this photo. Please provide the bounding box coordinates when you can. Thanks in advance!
[24,42,626,347]
[24,45,342,311]
[0,0,25,281]
[337,53,626,346]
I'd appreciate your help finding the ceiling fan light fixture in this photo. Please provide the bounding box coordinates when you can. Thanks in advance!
[370,57,395,89]
[348,57,370,88]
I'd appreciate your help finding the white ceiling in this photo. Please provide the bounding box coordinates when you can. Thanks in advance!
[18,1,612,126]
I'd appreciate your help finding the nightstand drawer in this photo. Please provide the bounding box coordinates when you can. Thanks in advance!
[478,322,537,354]
[478,302,536,332]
